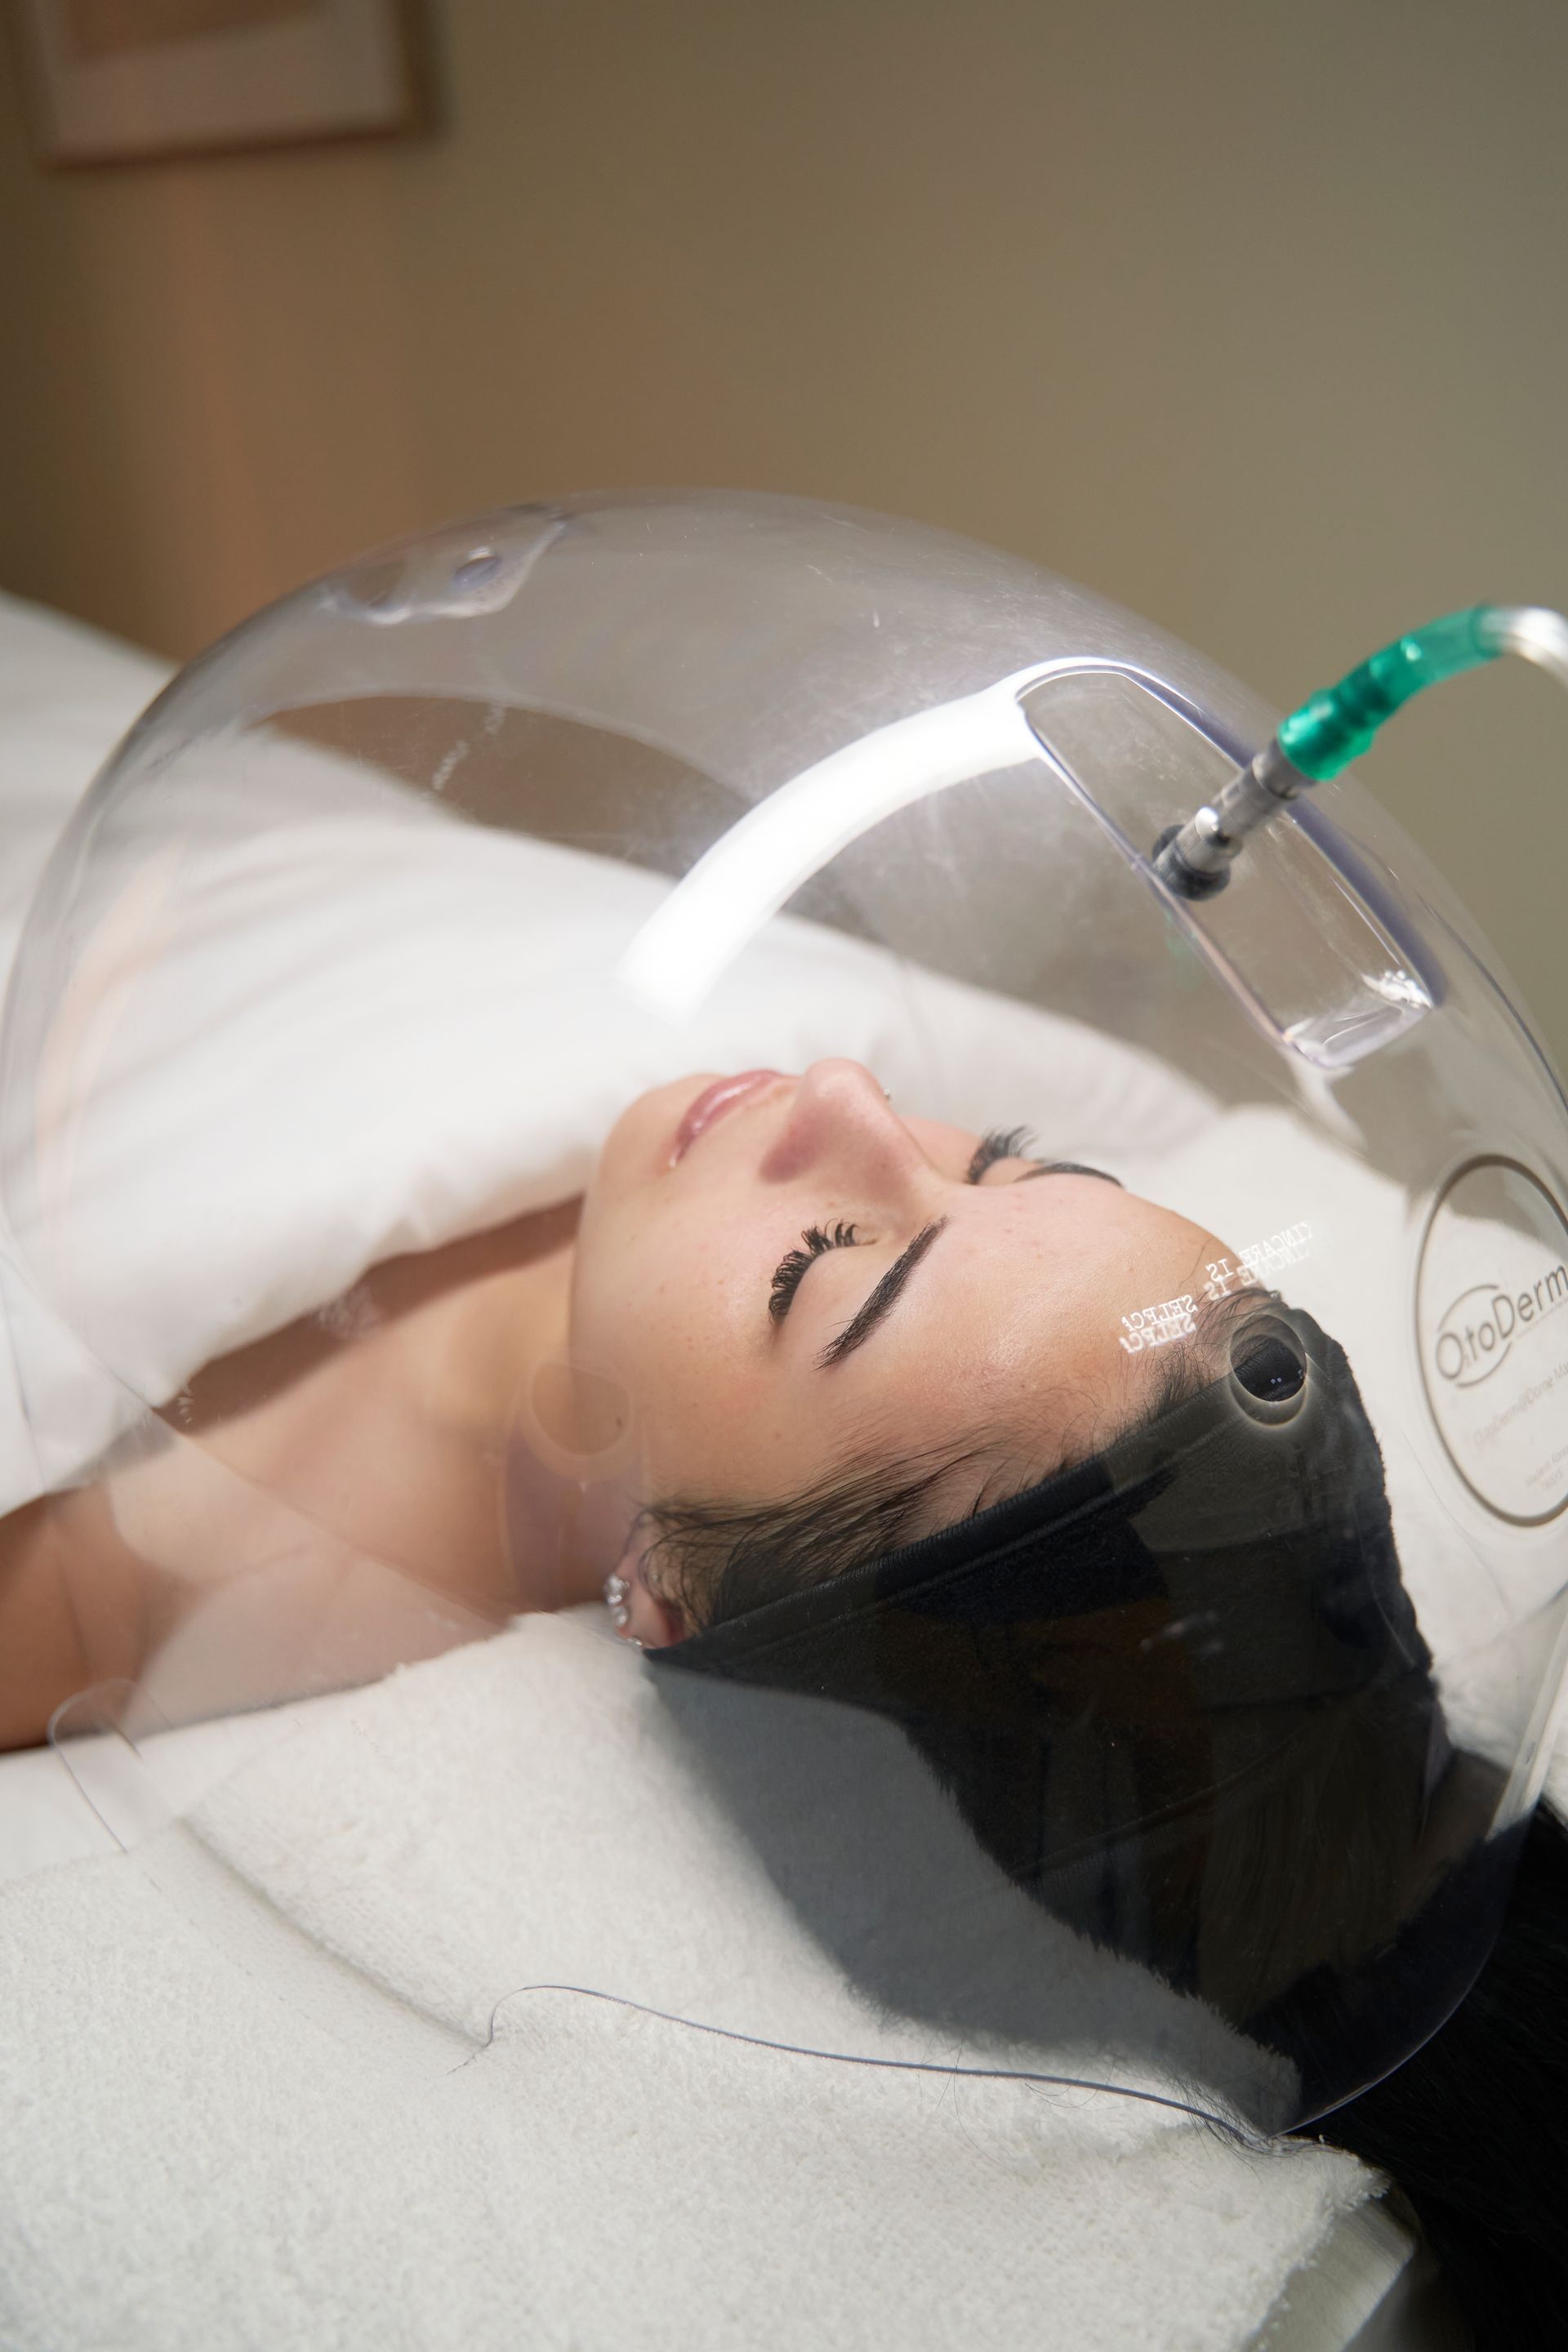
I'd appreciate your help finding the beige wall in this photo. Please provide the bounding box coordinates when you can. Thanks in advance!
[2,0,1566,1047]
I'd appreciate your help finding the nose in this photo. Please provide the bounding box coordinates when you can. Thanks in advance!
[756,1059,937,1208]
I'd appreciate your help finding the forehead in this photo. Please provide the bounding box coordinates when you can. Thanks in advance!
[786,1189,1231,1453]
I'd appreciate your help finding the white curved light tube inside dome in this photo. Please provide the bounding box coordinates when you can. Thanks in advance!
[615,669,1049,1021]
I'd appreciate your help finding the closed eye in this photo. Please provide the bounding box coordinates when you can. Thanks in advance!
[768,1220,865,1325]
[770,1133,1121,1353]
[967,1125,1121,1189]
[965,1125,1035,1183]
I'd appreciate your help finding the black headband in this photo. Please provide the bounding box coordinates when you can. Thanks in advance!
[652,1303,1428,1725]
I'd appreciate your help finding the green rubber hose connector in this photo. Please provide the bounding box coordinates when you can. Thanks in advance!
[1277,605,1510,783]
[1151,603,1566,899]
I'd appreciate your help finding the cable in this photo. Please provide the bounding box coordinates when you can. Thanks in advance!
[1152,605,1568,899]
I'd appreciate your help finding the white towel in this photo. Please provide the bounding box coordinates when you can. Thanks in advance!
[0,1613,1388,2352]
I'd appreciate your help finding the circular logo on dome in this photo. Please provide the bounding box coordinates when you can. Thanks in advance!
[1417,1157,1568,1522]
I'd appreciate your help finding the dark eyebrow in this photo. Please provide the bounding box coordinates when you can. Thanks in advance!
[1014,1160,1123,1187]
[816,1217,948,1370]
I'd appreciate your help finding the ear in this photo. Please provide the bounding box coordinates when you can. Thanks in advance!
[604,1541,686,1649]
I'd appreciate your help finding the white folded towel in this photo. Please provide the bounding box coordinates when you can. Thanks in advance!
[0,1610,1390,2352]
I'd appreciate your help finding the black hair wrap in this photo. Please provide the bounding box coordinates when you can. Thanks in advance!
[652,1306,1509,2122]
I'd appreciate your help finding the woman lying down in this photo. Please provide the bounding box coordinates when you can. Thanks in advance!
[2,1057,1564,2345]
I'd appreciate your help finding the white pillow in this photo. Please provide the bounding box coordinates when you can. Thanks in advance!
[2,710,1217,1514]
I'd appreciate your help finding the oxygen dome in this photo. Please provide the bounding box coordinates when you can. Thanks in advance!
[2,489,1565,2133]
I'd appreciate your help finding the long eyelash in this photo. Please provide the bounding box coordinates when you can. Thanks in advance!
[966,1125,1036,1183]
[769,1221,860,1324]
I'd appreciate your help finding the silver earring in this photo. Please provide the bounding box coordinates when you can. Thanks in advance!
[603,1571,643,1646]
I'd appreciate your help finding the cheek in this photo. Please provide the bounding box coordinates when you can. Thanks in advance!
[572,1203,766,1434]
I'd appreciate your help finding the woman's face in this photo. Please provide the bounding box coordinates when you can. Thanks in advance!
[567,1062,1234,1637]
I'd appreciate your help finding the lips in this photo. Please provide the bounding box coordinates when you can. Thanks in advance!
[670,1070,782,1163]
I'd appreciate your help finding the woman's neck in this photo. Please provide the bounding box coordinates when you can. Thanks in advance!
[167,1198,605,1613]
[435,1201,624,1610]
[421,1198,582,1441]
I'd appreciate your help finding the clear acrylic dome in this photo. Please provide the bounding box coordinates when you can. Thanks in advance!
[2,489,1565,2133]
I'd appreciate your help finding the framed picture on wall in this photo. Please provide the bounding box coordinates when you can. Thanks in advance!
[11,0,427,166]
